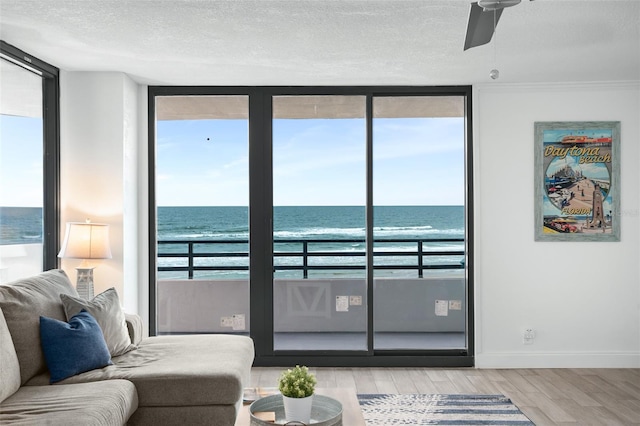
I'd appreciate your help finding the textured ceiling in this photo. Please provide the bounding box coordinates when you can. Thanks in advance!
[0,0,639,85]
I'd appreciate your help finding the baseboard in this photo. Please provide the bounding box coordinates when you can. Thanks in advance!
[475,352,640,368]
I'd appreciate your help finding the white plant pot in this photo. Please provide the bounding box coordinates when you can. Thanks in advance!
[282,394,313,424]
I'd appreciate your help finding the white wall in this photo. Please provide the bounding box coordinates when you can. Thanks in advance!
[474,82,640,368]
[135,84,150,330]
[122,75,140,313]
[60,72,140,312]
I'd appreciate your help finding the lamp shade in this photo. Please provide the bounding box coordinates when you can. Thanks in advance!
[58,222,112,259]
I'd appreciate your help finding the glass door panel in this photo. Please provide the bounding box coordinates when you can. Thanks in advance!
[0,58,44,283]
[272,95,367,351]
[372,96,467,350]
[155,95,250,336]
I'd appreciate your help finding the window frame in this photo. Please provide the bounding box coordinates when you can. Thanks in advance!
[148,86,474,367]
[0,41,60,271]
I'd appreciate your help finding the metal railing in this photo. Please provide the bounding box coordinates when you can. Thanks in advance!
[158,238,465,279]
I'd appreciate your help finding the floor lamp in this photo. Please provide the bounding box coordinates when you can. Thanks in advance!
[58,220,112,300]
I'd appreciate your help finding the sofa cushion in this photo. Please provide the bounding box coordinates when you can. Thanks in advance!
[61,288,136,357]
[28,334,255,408]
[0,307,20,403]
[124,312,144,346]
[40,310,113,383]
[0,269,78,384]
[0,379,138,426]
[119,335,253,407]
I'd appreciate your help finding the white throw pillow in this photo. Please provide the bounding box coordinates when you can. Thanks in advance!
[60,288,136,357]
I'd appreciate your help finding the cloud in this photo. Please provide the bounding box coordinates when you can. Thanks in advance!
[223,155,249,170]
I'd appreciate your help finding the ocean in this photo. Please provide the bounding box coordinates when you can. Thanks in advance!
[0,207,43,244]
[157,205,465,279]
[0,206,465,279]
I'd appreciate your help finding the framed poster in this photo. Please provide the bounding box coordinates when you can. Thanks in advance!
[534,121,620,242]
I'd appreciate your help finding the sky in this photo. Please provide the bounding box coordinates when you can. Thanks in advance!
[156,116,465,207]
[0,114,466,207]
[0,115,43,207]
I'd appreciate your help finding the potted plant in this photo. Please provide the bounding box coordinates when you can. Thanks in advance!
[278,365,317,423]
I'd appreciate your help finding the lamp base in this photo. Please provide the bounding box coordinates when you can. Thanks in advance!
[75,267,95,300]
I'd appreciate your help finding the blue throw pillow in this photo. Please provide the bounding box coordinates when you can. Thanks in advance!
[40,309,112,383]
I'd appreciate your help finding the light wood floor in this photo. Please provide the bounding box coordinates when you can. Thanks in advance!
[249,367,640,425]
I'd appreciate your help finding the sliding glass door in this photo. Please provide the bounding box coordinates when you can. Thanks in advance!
[272,95,368,352]
[372,96,467,351]
[150,87,472,366]
[153,95,250,336]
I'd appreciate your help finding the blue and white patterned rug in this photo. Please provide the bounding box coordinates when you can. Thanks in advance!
[357,394,534,425]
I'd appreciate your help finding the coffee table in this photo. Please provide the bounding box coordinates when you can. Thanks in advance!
[235,388,365,425]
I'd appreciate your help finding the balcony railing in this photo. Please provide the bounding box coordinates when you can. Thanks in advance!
[158,238,465,279]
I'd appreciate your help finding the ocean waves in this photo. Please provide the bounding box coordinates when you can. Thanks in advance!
[157,205,465,279]
[161,225,464,241]
[274,224,463,240]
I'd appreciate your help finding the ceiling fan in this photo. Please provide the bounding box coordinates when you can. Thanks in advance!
[463,0,533,51]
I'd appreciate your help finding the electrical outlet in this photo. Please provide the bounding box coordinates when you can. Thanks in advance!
[523,328,535,345]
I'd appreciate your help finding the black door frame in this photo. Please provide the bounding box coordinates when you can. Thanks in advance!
[148,85,474,367]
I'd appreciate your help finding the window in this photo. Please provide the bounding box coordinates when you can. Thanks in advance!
[372,96,467,351]
[153,95,250,335]
[149,86,473,367]
[272,95,367,351]
[0,41,60,282]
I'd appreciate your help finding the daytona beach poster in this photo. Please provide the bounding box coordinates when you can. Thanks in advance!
[534,121,620,242]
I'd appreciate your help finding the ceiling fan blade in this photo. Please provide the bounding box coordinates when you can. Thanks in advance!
[463,2,504,51]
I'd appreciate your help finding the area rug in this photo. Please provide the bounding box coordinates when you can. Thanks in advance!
[357,394,534,425]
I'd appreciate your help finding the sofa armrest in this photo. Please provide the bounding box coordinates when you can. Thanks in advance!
[124,313,144,346]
